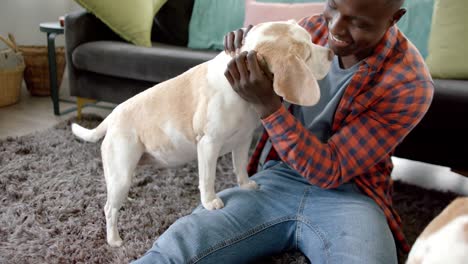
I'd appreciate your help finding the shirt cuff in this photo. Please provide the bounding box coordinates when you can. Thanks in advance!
[260,104,296,139]
[261,104,288,124]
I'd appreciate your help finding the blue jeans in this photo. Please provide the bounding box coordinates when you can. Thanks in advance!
[133,160,397,264]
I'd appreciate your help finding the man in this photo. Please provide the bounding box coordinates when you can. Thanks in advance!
[134,0,433,263]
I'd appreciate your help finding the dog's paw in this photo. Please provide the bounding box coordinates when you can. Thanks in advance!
[107,237,123,247]
[240,180,258,190]
[202,197,224,210]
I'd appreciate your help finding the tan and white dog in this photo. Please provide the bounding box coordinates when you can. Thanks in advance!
[71,21,333,247]
[406,197,468,264]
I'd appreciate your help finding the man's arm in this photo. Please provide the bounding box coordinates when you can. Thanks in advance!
[263,80,434,188]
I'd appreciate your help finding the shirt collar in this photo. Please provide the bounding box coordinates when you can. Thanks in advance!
[361,25,398,72]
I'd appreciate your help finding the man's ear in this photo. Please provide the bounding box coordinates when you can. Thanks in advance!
[271,54,320,106]
[390,8,406,26]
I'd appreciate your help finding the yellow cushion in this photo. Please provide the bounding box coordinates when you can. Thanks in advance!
[75,0,167,47]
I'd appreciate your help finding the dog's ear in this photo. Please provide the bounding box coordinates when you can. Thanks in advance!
[271,54,320,106]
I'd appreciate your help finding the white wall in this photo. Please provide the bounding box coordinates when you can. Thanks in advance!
[0,0,83,49]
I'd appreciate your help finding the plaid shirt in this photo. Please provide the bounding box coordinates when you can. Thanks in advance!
[247,15,434,253]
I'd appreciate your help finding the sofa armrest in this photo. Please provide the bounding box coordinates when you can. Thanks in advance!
[65,10,122,54]
[65,10,122,97]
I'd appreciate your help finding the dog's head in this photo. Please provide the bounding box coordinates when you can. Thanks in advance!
[243,20,333,106]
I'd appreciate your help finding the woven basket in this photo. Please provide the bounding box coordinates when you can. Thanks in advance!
[19,45,66,96]
[0,34,25,107]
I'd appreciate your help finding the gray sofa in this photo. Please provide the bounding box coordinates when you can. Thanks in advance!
[65,7,468,173]
[65,10,217,104]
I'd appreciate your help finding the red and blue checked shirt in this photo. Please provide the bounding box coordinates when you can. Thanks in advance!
[247,15,434,253]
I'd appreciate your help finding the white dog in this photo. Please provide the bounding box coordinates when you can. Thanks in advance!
[406,197,468,264]
[71,20,333,247]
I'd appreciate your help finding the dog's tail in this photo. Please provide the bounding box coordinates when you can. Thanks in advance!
[71,117,109,143]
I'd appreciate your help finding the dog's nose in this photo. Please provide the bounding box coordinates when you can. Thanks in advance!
[328,49,334,61]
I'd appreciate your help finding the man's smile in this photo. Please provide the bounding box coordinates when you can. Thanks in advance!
[329,32,351,48]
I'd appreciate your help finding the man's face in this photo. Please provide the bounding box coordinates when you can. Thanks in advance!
[323,0,400,58]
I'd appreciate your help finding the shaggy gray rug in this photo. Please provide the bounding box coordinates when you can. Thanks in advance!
[0,115,307,263]
[0,115,457,263]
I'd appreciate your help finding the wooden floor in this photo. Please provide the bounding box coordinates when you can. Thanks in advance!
[0,74,113,139]
[1,74,467,195]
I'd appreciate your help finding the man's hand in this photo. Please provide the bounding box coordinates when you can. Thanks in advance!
[224,50,282,119]
[223,25,253,56]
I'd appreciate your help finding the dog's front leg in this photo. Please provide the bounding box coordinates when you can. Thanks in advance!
[232,138,258,190]
[197,136,224,210]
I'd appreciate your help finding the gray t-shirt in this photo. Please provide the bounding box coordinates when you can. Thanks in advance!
[258,56,360,167]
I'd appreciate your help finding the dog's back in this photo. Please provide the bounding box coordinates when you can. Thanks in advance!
[407,197,468,264]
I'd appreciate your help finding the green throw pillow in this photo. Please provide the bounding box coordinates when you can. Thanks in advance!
[426,0,468,79]
[188,0,324,51]
[188,0,244,50]
[396,0,434,58]
[75,0,167,47]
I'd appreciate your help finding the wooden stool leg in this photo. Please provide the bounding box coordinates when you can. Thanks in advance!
[76,97,96,119]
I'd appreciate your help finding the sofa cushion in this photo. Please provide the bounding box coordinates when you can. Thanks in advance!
[244,0,324,27]
[426,0,468,78]
[188,0,324,51]
[151,0,195,46]
[72,41,218,83]
[74,0,167,47]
